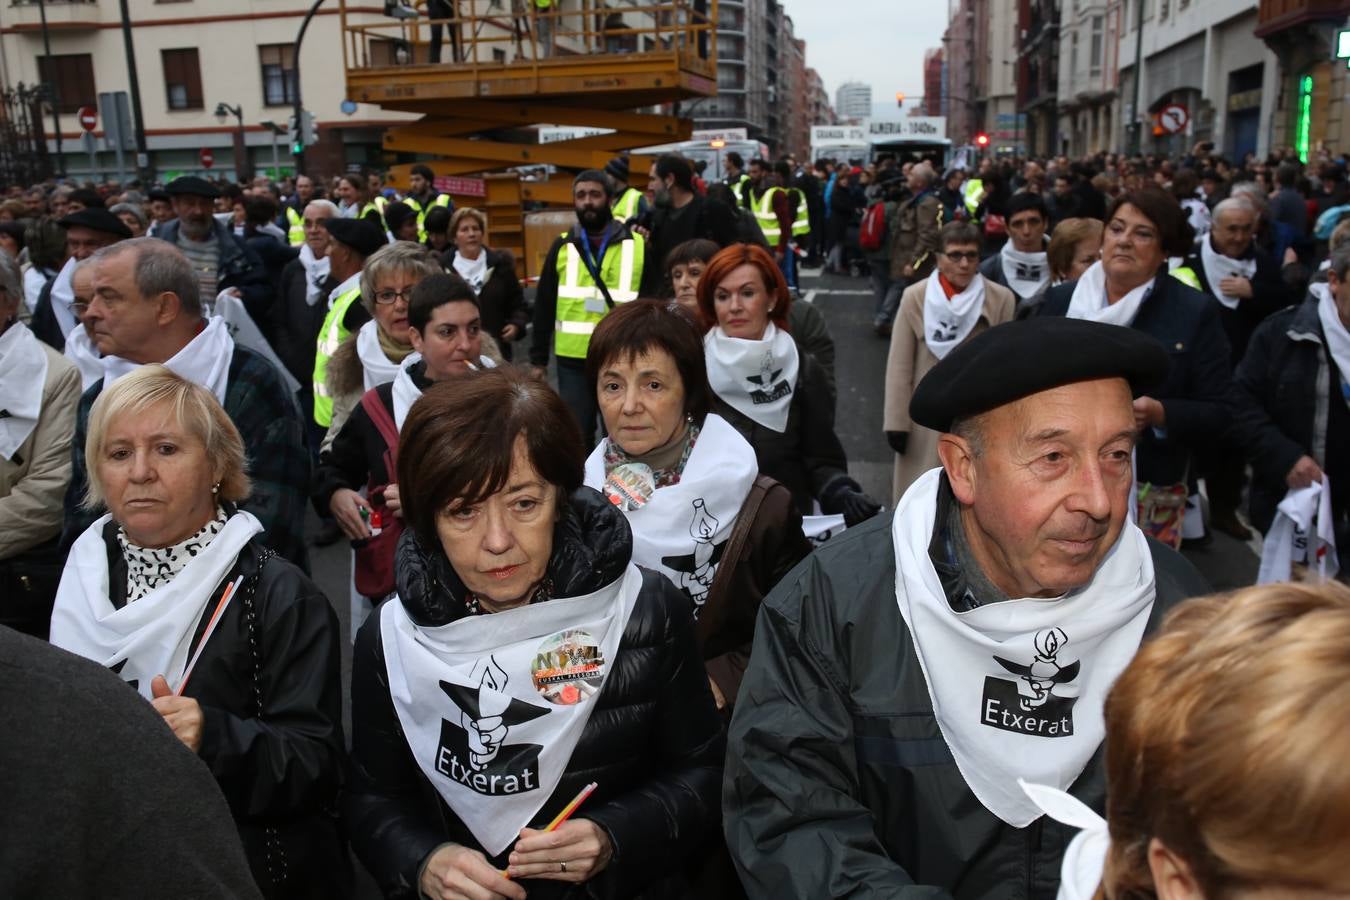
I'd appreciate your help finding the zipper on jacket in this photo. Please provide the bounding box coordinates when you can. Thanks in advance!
[1026,817,1043,900]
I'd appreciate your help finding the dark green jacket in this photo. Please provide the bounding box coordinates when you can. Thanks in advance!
[724,510,1209,900]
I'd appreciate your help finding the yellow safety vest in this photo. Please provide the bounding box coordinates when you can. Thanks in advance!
[553,231,645,359]
[1168,263,1201,291]
[312,283,362,427]
[728,173,749,204]
[612,187,644,222]
[963,178,984,217]
[404,193,452,242]
[286,206,305,246]
[787,187,810,237]
[356,201,386,231]
[535,0,552,7]
[752,186,788,245]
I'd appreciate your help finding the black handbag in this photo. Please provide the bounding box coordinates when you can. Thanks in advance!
[0,538,65,639]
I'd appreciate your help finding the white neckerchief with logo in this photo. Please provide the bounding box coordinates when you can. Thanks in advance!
[922,270,986,360]
[102,315,234,405]
[1257,477,1340,584]
[1314,282,1350,399]
[704,323,799,433]
[1199,237,1258,310]
[892,468,1156,826]
[1065,261,1154,328]
[356,319,406,392]
[583,414,756,615]
[215,289,301,396]
[391,354,496,430]
[381,562,642,856]
[452,250,489,294]
[48,256,79,339]
[999,242,1050,301]
[64,325,103,391]
[299,243,331,307]
[0,322,49,459]
[23,265,55,315]
[50,510,262,701]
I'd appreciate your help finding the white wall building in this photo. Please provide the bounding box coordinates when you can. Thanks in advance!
[835,80,872,121]
[1057,0,1120,156]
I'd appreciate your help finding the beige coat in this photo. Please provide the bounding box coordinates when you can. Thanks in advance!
[882,277,1015,504]
[0,335,81,558]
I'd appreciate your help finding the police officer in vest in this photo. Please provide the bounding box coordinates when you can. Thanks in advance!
[403,164,453,243]
[605,156,649,225]
[724,151,750,204]
[746,158,802,292]
[530,169,646,445]
[284,174,317,246]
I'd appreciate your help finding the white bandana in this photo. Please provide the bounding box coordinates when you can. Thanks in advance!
[1257,477,1340,585]
[299,243,332,307]
[452,251,489,294]
[1019,780,1108,900]
[1314,283,1350,397]
[381,563,642,856]
[356,319,407,392]
[48,256,79,339]
[1199,237,1258,310]
[103,315,235,405]
[584,414,757,613]
[999,243,1050,301]
[391,352,425,431]
[50,510,263,701]
[704,323,799,433]
[0,322,49,460]
[892,468,1156,826]
[922,271,987,360]
[215,290,301,395]
[1065,261,1154,328]
[64,326,104,391]
[23,266,54,315]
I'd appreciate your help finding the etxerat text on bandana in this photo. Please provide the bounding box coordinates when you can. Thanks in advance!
[704,323,799,433]
[381,564,641,856]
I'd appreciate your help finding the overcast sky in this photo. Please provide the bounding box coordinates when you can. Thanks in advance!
[784,0,951,119]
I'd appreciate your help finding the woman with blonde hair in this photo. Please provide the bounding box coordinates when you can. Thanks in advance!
[1047,217,1104,286]
[440,206,528,360]
[49,365,348,900]
[1025,580,1350,899]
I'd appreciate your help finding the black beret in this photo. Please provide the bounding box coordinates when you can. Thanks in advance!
[323,217,387,258]
[909,318,1170,432]
[165,176,220,199]
[604,156,629,182]
[58,207,133,239]
[383,201,416,231]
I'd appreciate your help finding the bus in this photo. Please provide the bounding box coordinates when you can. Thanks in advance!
[635,130,770,182]
[810,125,871,167]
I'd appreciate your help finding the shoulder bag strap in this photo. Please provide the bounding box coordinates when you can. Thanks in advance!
[696,475,775,646]
[571,235,618,311]
[361,388,402,479]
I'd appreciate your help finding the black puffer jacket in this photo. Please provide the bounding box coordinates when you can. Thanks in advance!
[346,489,726,899]
[99,520,349,900]
[440,248,529,361]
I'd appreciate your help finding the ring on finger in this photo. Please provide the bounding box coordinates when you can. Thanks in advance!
[560,861,567,873]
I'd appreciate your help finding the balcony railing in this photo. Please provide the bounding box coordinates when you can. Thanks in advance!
[6,0,101,30]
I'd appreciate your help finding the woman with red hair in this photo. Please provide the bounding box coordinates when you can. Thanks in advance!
[697,243,879,523]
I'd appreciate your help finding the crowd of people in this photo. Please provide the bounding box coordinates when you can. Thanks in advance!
[0,139,1348,900]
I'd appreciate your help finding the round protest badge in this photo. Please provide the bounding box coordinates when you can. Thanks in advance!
[532,629,606,705]
[602,462,655,511]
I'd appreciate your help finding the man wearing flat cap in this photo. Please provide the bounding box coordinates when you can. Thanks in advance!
[725,318,1210,899]
[30,207,132,352]
[153,176,272,326]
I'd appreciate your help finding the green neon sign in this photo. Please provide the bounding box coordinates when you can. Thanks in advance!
[1296,75,1313,164]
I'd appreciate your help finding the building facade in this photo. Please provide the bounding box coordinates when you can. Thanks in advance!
[923,48,945,116]
[944,0,979,145]
[1018,0,1059,155]
[1255,0,1350,161]
[1057,0,1123,156]
[835,80,872,120]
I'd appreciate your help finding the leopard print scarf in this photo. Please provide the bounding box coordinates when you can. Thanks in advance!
[118,507,230,604]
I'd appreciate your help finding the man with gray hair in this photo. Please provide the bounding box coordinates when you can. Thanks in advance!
[1182,196,1292,539]
[885,161,944,305]
[60,238,311,569]
[272,199,339,421]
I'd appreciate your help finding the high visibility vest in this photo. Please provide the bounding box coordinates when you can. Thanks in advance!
[535,0,551,7]
[311,283,363,427]
[286,206,305,245]
[752,187,788,245]
[612,187,643,222]
[963,178,984,217]
[787,187,810,236]
[1168,262,1201,291]
[405,193,451,242]
[553,231,645,359]
[728,173,749,204]
[357,201,386,231]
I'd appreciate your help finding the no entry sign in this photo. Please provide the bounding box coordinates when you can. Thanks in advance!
[199,147,215,169]
[77,106,97,132]
[1158,104,1189,135]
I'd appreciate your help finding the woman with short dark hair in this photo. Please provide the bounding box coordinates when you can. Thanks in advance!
[584,299,810,710]
[346,366,724,900]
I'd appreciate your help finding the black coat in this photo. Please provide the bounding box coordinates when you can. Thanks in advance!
[1183,241,1292,367]
[712,352,850,516]
[270,261,332,393]
[156,219,276,330]
[99,523,349,899]
[1037,272,1237,485]
[346,489,725,899]
[440,248,528,361]
[28,274,64,351]
[1235,297,1350,534]
[312,374,414,516]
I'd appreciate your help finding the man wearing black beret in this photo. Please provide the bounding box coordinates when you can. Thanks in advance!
[29,208,133,352]
[725,318,1212,899]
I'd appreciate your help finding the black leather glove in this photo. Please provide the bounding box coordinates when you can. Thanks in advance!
[886,430,909,455]
[820,477,883,527]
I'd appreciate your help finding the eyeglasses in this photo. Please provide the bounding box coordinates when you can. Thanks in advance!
[373,288,413,306]
[942,251,980,263]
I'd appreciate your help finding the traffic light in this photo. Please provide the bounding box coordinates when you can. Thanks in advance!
[300,110,316,146]
[975,132,990,147]
[896,92,905,108]
[289,111,317,155]
[287,114,301,155]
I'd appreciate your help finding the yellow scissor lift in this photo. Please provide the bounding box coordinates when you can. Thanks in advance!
[339,0,718,275]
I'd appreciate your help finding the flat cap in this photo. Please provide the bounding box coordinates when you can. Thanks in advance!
[165,176,220,198]
[58,207,133,239]
[323,216,387,258]
[910,318,1169,432]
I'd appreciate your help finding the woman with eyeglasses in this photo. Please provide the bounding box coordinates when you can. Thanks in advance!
[883,221,1016,503]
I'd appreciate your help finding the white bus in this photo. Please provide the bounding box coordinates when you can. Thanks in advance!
[636,130,770,183]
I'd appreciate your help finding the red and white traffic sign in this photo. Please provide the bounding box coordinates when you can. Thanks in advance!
[1158,104,1189,135]
[199,147,215,169]
[77,105,97,133]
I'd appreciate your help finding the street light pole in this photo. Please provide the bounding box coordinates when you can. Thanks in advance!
[215,102,249,180]
[292,0,327,175]
[1129,0,1145,156]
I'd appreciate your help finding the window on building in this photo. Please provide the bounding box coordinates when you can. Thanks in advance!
[1071,31,1079,79]
[1090,16,1103,77]
[492,48,506,63]
[258,44,298,107]
[36,54,95,114]
[161,48,202,110]
[1159,0,1169,19]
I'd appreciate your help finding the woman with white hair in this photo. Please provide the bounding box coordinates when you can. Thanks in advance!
[0,249,81,638]
[49,365,349,899]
